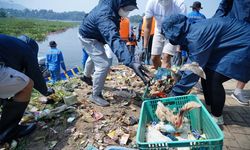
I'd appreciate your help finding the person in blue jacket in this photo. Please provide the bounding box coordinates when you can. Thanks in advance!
[46,41,67,83]
[78,0,149,107]
[187,1,206,24]
[161,14,250,125]
[0,34,54,143]
[214,0,250,105]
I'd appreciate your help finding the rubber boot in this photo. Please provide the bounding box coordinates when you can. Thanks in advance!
[0,100,36,143]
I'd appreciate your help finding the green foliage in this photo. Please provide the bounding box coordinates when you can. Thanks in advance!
[0,18,78,41]
[0,9,7,17]
[3,8,85,21]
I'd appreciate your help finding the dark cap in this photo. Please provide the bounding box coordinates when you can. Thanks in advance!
[190,1,203,9]
[49,41,57,47]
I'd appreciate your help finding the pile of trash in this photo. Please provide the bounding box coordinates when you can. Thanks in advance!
[147,62,206,99]
[146,101,207,147]
[0,65,145,150]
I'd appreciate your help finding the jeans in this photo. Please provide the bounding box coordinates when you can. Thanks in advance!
[201,68,230,117]
[79,36,111,96]
[50,70,61,83]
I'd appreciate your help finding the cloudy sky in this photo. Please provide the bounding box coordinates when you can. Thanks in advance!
[9,0,221,18]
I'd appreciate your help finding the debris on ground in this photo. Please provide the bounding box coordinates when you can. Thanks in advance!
[0,65,144,150]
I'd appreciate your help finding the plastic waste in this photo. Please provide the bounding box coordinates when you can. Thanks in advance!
[180,62,206,79]
[154,122,176,133]
[146,126,172,143]
[155,101,201,128]
[105,146,136,150]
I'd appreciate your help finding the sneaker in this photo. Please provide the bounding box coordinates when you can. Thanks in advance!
[231,93,249,106]
[80,76,93,86]
[89,94,109,107]
[212,115,224,125]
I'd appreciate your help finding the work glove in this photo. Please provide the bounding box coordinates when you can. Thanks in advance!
[139,48,147,63]
[45,88,55,96]
[129,62,150,85]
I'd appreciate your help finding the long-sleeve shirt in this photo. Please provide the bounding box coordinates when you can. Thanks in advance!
[0,34,48,95]
[46,48,66,72]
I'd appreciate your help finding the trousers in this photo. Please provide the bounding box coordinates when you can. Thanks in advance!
[201,68,230,117]
[79,36,111,95]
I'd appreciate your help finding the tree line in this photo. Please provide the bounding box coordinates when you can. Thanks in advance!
[0,8,143,23]
[0,8,85,21]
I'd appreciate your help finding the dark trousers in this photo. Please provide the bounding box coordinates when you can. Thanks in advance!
[142,35,154,65]
[201,68,230,117]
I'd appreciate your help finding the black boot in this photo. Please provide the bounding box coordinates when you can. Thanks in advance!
[0,100,36,144]
[80,76,93,86]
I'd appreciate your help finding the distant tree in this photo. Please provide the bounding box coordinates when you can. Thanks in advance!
[0,9,7,17]
[129,15,142,23]
[2,8,85,21]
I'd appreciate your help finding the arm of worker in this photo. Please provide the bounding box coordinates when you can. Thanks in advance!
[171,43,213,96]
[97,16,149,84]
[143,17,153,50]
[137,20,143,41]
[24,51,48,96]
[213,0,233,18]
[59,51,66,72]
[97,16,133,66]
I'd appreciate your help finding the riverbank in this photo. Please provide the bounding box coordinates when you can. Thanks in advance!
[0,17,78,41]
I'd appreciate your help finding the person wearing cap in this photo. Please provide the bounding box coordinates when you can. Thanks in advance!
[78,0,149,107]
[188,1,206,24]
[0,34,54,143]
[214,0,250,105]
[143,0,186,69]
[46,41,67,83]
[161,14,250,125]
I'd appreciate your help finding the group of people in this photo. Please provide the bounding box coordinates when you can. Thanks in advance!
[0,0,249,144]
[78,0,249,126]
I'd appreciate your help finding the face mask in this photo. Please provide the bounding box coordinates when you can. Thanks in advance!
[118,8,130,17]
[159,0,171,7]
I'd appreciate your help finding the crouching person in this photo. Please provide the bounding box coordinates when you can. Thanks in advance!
[0,34,54,144]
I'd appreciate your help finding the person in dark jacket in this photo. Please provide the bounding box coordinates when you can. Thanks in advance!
[0,34,53,143]
[161,14,250,125]
[78,0,148,107]
[214,0,250,105]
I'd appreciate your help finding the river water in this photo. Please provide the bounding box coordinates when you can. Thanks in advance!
[38,25,142,69]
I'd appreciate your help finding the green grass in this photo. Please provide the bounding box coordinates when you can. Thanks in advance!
[0,18,78,41]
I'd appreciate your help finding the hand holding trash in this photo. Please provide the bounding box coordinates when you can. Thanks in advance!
[129,62,150,85]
